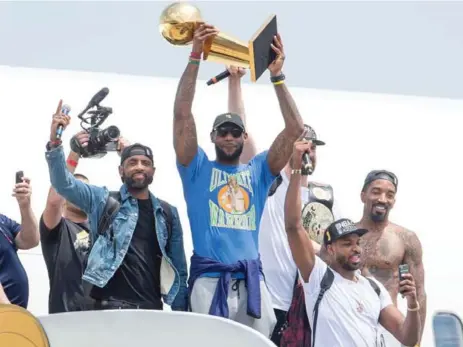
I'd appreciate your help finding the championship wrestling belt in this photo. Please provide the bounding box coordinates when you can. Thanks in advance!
[0,303,50,347]
[301,182,335,244]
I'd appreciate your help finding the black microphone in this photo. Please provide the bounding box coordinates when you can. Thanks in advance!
[88,87,109,107]
[77,87,109,119]
[56,104,71,140]
[302,152,314,175]
[206,70,231,86]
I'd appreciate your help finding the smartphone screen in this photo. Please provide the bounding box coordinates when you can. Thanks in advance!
[433,311,463,347]
[15,171,24,184]
[399,264,409,281]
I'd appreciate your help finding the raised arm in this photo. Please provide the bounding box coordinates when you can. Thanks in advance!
[285,135,316,282]
[266,34,304,176]
[12,177,39,250]
[45,100,102,215]
[227,66,257,164]
[42,131,88,230]
[403,230,426,343]
[174,24,219,166]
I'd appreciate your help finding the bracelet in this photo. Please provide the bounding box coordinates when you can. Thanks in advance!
[270,73,285,83]
[189,58,200,65]
[291,169,302,175]
[67,159,78,168]
[273,80,285,86]
[190,51,201,59]
[407,303,420,312]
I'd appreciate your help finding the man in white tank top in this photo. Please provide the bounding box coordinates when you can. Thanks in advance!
[283,134,421,347]
[258,124,341,345]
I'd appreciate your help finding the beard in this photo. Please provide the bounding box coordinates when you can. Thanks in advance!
[215,143,244,163]
[123,172,153,190]
[336,253,361,271]
[370,203,389,222]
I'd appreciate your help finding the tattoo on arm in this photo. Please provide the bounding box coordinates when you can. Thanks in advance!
[404,230,427,340]
[173,63,199,166]
[267,83,304,175]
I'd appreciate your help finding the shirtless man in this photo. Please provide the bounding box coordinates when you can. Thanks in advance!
[357,170,426,346]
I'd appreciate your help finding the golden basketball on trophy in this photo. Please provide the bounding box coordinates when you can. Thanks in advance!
[159,2,278,82]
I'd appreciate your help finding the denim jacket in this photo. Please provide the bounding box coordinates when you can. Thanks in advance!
[45,146,188,311]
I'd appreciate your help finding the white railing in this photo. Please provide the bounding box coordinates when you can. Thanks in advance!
[37,310,276,347]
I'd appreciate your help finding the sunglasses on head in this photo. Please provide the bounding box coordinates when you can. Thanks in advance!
[215,127,243,138]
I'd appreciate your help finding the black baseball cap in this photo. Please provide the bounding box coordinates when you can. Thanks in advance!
[212,112,245,131]
[362,170,398,192]
[323,218,369,245]
[120,143,154,165]
[303,124,325,146]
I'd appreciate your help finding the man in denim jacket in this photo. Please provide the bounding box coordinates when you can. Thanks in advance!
[44,100,188,311]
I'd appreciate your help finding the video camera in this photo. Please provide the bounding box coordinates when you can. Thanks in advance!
[70,87,121,159]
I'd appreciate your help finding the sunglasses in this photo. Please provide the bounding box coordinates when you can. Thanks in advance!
[215,127,243,138]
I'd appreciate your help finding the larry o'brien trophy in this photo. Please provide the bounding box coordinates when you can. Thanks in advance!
[301,184,335,245]
[159,2,278,82]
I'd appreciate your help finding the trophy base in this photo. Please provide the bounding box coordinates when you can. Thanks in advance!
[202,15,278,82]
[249,15,278,82]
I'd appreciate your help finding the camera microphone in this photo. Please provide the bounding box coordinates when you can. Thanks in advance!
[206,70,231,86]
[88,87,109,107]
[77,87,110,119]
[56,104,71,140]
[302,152,314,175]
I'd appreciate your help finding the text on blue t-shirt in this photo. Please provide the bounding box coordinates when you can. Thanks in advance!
[177,147,276,266]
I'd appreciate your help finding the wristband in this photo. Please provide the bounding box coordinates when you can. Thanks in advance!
[270,73,285,83]
[67,159,78,168]
[46,139,62,151]
[407,303,420,312]
[190,51,201,59]
[189,58,200,65]
[291,169,302,175]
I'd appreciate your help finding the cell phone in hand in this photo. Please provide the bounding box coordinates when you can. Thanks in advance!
[399,264,409,282]
[15,171,24,184]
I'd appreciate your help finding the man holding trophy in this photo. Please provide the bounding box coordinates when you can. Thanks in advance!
[172,18,304,337]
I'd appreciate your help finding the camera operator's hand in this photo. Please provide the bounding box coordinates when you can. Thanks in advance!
[399,272,418,307]
[117,136,131,156]
[291,129,311,170]
[70,131,90,153]
[13,177,32,208]
[50,100,71,142]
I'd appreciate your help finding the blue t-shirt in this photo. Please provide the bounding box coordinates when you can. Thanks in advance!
[0,214,29,308]
[177,147,276,266]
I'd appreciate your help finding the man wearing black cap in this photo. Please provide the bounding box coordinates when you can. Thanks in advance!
[173,25,303,336]
[45,107,188,312]
[283,138,421,347]
[258,124,341,346]
[357,170,426,346]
